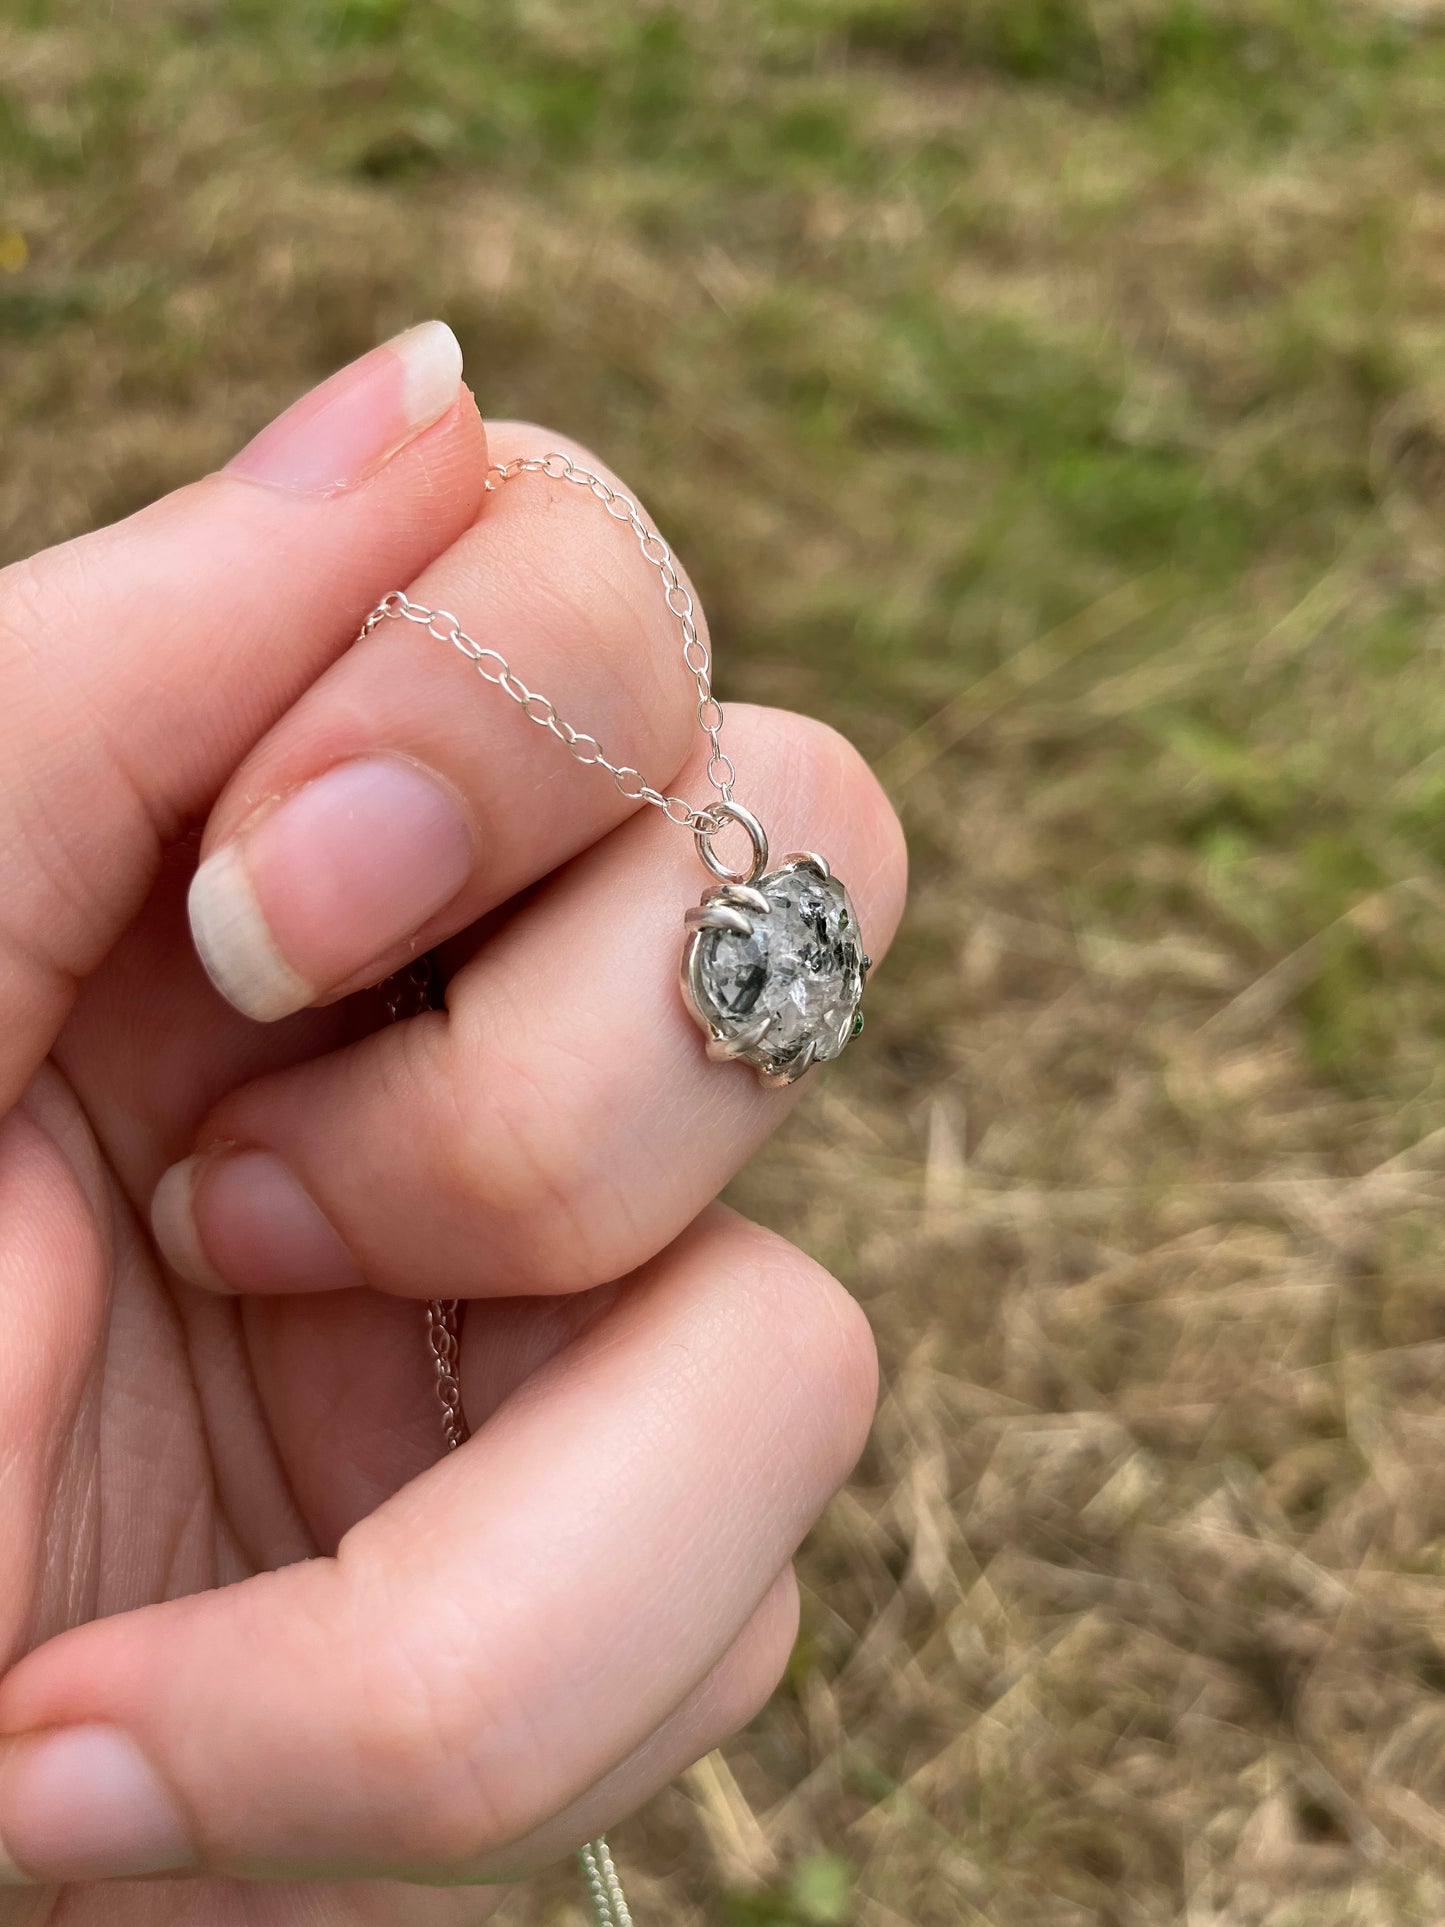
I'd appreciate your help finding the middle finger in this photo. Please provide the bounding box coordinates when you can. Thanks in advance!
[151,703,905,1299]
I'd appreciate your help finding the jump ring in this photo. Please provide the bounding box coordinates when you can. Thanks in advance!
[695,799,769,886]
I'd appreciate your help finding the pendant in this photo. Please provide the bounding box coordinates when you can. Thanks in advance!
[681,803,871,1088]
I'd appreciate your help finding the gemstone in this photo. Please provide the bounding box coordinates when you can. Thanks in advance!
[687,859,868,1079]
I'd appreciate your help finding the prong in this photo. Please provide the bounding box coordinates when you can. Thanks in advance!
[685,903,755,938]
[710,882,771,917]
[706,1014,773,1063]
[778,851,830,879]
[758,1037,817,1088]
[679,933,716,1040]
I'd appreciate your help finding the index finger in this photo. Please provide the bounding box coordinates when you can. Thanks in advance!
[183,424,703,1024]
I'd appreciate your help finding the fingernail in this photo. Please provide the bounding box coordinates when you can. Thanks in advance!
[190,755,474,1020]
[224,319,463,492]
[0,1726,194,1883]
[152,1151,362,1296]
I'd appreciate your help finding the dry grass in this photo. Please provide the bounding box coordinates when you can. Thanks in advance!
[8,1,1445,1919]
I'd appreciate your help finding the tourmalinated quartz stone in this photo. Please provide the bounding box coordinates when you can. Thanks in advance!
[683,857,869,1083]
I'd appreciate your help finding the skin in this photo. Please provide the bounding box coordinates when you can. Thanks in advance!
[0,337,906,1922]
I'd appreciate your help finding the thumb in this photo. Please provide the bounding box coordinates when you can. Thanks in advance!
[0,321,489,1114]
[0,1213,865,1885]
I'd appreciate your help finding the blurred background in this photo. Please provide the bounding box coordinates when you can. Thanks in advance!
[6,1,1445,1920]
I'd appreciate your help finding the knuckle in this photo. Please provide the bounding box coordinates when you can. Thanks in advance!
[414,1003,627,1292]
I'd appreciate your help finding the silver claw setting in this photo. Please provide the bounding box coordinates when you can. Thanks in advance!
[778,850,831,880]
[704,1013,774,1063]
[680,853,867,1087]
[685,902,756,939]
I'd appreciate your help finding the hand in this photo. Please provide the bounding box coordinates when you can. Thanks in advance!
[0,323,906,1923]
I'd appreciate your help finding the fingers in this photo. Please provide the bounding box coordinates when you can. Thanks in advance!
[184,423,700,1023]
[0,1573,798,1893]
[0,321,489,1112]
[152,704,907,1299]
[0,1211,875,1883]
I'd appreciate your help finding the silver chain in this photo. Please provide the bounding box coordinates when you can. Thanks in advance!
[424,1299,468,1454]
[359,450,738,835]
[579,1838,635,1927]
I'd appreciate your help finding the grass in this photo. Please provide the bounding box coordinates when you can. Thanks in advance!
[8,0,1445,1918]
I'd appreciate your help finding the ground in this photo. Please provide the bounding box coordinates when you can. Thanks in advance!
[6,2,1445,1921]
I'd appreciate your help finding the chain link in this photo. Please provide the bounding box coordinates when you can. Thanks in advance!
[359,452,738,835]
[580,1837,635,1926]
[425,1300,468,1453]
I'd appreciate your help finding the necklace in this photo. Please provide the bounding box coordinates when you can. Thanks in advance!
[370,452,874,1923]
[359,450,872,1087]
